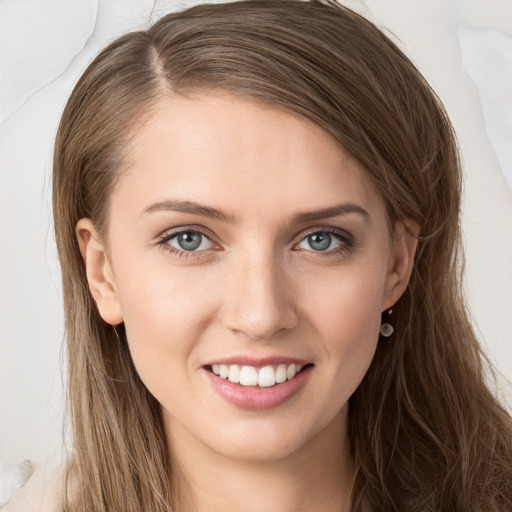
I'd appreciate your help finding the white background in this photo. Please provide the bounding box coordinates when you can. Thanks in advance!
[1,0,511,468]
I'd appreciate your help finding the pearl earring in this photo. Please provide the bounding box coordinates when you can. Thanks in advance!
[380,309,394,337]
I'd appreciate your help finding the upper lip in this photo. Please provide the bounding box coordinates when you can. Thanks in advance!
[203,355,311,367]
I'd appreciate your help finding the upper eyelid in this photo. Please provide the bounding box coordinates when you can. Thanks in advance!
[157,225,217,242]
[294,226,353,243]
[299,226,350,236]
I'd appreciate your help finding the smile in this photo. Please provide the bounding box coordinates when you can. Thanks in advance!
[212,363,303,388]
[203,361,313,410]
[210,363,305,387]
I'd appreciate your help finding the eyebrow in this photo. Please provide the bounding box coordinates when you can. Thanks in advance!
[141,199,369,224]
[142,199,236,222]
[291,202,370,224]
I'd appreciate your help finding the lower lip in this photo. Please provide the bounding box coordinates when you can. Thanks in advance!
[203,366,313,411]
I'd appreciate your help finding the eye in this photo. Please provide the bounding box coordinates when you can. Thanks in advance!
[160,229,215,253]
[296,230,351,252]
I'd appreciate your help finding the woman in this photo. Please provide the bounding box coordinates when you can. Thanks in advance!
[8,0,512,511]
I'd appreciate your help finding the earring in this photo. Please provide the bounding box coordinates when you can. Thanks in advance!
[380,309,394,337]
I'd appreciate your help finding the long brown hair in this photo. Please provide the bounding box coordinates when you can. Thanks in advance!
[53,1,512,510]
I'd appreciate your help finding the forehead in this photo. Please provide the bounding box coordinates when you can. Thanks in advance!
[112,93,385,226]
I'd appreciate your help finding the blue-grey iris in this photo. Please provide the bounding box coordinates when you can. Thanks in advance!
[177,232,202,251]
[308,232,331,251]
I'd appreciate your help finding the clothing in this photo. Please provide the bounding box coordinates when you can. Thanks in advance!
[3,466,63,512]
[5,466,375,512]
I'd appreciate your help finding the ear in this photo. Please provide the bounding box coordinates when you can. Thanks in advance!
[76,218,123,325]
[382,220,419,310]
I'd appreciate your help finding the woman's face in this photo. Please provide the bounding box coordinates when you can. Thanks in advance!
[78,94,416,463]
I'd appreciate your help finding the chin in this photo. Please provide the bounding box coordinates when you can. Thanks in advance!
[211,432,308,463]
[204,408,344,464]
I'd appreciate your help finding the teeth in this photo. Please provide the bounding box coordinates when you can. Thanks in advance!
[228,364,241,383]
[239,366,258,386]
[275,364,287,383]
[219,364,229,379]
[286,363,297,380]
[258,366,276,387]
[211,362,306,387]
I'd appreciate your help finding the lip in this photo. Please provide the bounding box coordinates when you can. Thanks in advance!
[202,364,313,411]
[203,355,311,367]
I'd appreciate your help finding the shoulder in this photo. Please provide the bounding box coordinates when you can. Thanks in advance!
[3,464,65,512]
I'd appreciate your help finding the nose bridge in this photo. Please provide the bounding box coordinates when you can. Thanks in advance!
[222,244,297,339]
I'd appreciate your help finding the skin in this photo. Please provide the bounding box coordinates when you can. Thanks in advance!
[77,94,418,512]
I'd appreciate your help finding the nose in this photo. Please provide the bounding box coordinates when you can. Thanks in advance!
[220,249,298,340]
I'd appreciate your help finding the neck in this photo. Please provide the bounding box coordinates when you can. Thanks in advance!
[167,408,354,512]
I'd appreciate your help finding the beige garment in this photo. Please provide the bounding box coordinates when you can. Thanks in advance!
[4,468,374,512]
[3,466,64,512]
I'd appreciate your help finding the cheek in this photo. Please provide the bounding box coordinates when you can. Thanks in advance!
[117,253,219,328]
[113,260,220,386]
[304,261,385,334]
[301,263,385,380]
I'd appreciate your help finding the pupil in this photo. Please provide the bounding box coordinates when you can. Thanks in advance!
[308,232,331,251]
[178,232,201,251]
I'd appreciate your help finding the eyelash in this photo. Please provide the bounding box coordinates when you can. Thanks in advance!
[156,226,355,259]
[294,227,355,255]
[157,227,216,259]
